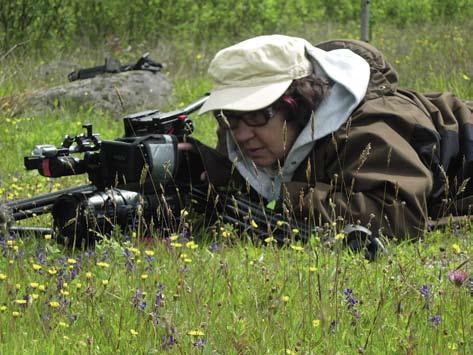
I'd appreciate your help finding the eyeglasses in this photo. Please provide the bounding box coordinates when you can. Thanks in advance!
[214,106,277,130]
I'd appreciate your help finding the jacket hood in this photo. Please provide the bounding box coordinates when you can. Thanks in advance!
[316,39,399,99]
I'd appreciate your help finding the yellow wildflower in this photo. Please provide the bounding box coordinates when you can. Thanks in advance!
[221,230,230,238]
[31,294,39,300]
[44,234,52,240]
[0,273,7,281]
[186,241,198,249]
[15,283,21,290]
[250,220,258,229]
[187,330,205,336]
[38,284,46,292]
[276,220,284,227]
[170,242,182,248]
[6,240,14,247]
[60,290,70,296]
[85,272,93,279]
[141,274,148,280]
[48,268,57,275]
[130,329,138,336]
[290,244,304,252]
[12,311,21,317]
[96,261,110,268]
[292,228,299,235]
[0,305,7,312]
[312,319,321,328]
[32,264,42,271]
[30,282,39,288]
[67,258,77,264]
[180,209,189,217]
[463,74,470,81]
[452,243,461,254]
[59,321,69,328]
[49,301,60,308]
[170,234,178,241]
[102,280,109,286]
[76,283,82,289]
[281,296,289,303]
[335,233,345,241]
[144,250,155,256]
[308,266,318,273]
[14,299,27,305]
[129,247,140,255]
[183,258,192,263]
[264,236,275,243]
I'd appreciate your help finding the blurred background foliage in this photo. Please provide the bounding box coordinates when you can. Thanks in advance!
[1,0,473,52]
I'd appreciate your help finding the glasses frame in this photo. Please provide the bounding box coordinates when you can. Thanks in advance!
[214,106,277,130]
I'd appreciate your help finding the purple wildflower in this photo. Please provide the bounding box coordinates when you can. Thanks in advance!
[179,229,190,241]
[100,249,110,262]
[70,267,79,280]
[419,285,429,298]
[131,289,146,312]
[448,269,468,286]
[193,338,206,348]
[56,276,64,291]
[419,284,431,309]
[428,315,441,326]
[343,288,358,310]
[426,222,435,233]
[84,250,95,258]
[59,296,69,310]
[154,284,164,309]
[208,243,218,253]
[35,250,47,265]
[161,328,176,350]
[343,288,361,325]
[123,248,131,258]
[123,248,135,271]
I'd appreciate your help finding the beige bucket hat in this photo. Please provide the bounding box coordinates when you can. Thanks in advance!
[198,35,313,115]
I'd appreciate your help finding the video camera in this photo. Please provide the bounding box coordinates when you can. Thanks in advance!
[6,96,209,247]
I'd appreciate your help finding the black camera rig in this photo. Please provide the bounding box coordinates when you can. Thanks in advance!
[2,95,310,248]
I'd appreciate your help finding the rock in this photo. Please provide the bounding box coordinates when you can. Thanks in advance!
[1,70,173,118]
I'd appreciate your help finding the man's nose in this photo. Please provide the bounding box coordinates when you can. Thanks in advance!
[232,121,255,142]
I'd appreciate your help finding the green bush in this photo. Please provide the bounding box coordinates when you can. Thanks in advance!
[1,0,473,53]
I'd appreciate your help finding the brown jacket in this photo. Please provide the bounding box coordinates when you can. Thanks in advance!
[188,40,473,239]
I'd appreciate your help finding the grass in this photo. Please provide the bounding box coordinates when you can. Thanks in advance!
[0,22,472,353]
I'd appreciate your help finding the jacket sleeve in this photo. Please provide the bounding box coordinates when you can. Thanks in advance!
[282,118,434,238]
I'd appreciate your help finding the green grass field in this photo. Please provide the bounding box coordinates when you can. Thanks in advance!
[0,22,472,353]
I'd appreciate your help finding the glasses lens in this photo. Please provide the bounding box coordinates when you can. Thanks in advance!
[215,107,275,129]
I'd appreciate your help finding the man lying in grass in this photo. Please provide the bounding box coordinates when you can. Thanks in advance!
[181,34,473,241]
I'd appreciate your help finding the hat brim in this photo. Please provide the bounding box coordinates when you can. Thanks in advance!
[198,80,292,115]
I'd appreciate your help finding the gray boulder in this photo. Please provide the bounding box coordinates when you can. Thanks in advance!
[2,70,173,118]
